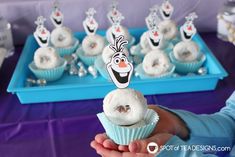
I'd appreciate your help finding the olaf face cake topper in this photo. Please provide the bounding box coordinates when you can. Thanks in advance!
[109,13,125,44]
[147,24,163,50]
[145,10,163,50]
[83,8,98,35]
[107,35,133,89]
[160,0,174,20]
[50,1,64,28]
[107,0,121,24]
[145,6,161,31]
[34,16,50,47]
[180,12,198,41]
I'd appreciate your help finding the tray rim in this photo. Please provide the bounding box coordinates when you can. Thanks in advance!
[7,28,228,94]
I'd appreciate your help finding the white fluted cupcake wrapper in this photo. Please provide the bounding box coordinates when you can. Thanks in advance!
[94,56,110,79]
[29,59,67,82]
[55,38,79,57]
[76,47,101,66]
[97,109,159,145]
[169,52,206,74]
[135,63,175,79]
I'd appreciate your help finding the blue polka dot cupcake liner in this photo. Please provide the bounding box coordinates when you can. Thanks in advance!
[97,109,159,145]
[169,52,206,74]
[55,38,79,57]
[29,58,67,82]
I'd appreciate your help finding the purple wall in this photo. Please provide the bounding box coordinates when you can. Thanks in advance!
[0,0,226,45]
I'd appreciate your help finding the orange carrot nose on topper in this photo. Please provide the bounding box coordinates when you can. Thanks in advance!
[106,35,133,89]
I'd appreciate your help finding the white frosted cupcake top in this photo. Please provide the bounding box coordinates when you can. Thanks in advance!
[51,27,73,48]
[103,88,148,126]
[34,47,60,69]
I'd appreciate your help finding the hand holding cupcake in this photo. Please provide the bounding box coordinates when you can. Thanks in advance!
[97,35,159,145]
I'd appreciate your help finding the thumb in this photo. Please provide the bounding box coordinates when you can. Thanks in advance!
[128,133,173,154]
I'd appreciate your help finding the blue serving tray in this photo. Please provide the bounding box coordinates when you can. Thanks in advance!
[7,28,228,104]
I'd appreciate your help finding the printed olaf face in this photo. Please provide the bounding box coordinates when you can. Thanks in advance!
[180,21,196,41]
[50,7,64,27]
[160,0,174,20]
[83,17,98,35]
[107,52,133,89]
[34,25,50,47]
[147,28,163,50]
[107,7,122,24]
[108,12,125,44]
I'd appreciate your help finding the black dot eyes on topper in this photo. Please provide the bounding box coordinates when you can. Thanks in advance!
[106,35,133,89]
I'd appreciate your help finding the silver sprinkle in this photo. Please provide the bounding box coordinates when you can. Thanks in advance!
[78,67,87,77]
[26,78,37,84]
[36,79,47,86]
[69,64,78,75]
[198,67,208,75]
[77,62,85,68]
[88,65,98,78]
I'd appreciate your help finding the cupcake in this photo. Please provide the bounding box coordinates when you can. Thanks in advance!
[158,0,178,41]
[130,8,174,62]
[77,8,105,66]
[170,41,206,74]
[50,2,79,56]
[97,88,159,145]
[170,12,206,74]
[106,4,135,49]
[29,47,67,82]
[135,50,175,79]
[30,16,66,82]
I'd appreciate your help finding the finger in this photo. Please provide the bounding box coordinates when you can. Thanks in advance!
[95,133,108,144]
[103,139,119,150]
[90,140,97,149]
[118,145,129,152]
[129,133,172,153]
[91,141,152,157]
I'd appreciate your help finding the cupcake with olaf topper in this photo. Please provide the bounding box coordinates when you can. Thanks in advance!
[50,1,79,57]
[130,4,174,60]
[76,8,106,66]
[134,20,175,79]
[97,35,159,145]
[106,1,135,49]
[29,16,67,82]
[169,12,206,74]
[158,0,178,42]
